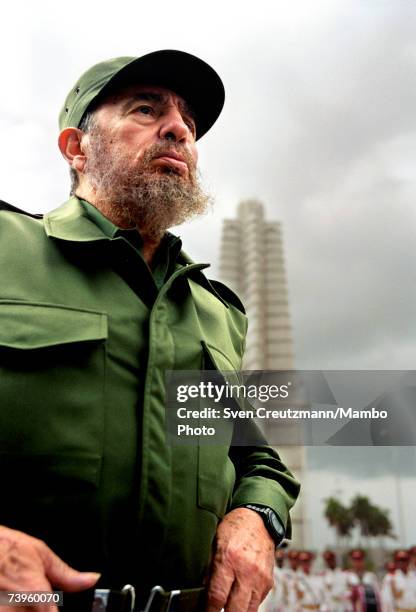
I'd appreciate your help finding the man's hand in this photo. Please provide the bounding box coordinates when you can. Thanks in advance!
[0,526,100,612]
[206,507,275,612]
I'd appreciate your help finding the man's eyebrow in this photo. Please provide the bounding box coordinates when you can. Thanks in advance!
[120,92,164,111]
[121,92,196,123]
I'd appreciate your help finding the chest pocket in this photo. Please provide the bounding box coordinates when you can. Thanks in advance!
[0,300,107,491]
[196,342,242,519]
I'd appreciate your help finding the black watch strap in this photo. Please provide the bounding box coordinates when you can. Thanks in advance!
[243,504,285,547]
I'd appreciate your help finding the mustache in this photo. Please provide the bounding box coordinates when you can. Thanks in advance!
[141,142,196,171]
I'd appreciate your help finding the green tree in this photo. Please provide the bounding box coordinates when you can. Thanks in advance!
[350,495,373,541]
[368,506,395,542]
[350,495,395,546]
[324,497,353,546]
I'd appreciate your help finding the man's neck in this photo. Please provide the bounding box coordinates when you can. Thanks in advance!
[141,239,163,267]
[76,190,163,265]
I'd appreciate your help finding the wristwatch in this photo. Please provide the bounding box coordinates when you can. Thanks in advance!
[243,504,285,547]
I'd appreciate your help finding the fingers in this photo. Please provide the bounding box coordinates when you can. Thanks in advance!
[224,578,264,612]
[0,524,100,612]
[206,555,234,612]
[206,553,268,612]
[36,540,100,592]
[247,590,262,612]
[207,578,262,612]
[0,530,52,591]
[206,507,275,612]
[223,579,252,612]
[260,570,274,602]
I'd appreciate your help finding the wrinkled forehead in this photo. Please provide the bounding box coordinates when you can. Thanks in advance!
[91,83,195,119]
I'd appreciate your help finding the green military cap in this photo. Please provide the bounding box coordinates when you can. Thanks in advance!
[59,49,225,140]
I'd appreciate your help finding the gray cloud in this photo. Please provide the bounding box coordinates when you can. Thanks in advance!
[308,446,416,478]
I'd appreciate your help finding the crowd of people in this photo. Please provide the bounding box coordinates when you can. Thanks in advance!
[263,545,416,611]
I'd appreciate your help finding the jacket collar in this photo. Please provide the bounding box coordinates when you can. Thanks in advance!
[43,196,231,307]
[44,196,110,242]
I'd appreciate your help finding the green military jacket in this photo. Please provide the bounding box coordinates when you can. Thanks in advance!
[0,197,299,601]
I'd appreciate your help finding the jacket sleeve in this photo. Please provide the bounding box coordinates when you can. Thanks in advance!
[227,308,300,537]
[204,280,300,536]
[228,436,300,537]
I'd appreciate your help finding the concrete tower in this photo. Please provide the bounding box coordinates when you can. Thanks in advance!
[219,199,307,548]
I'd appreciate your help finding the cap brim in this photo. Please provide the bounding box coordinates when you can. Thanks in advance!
[94,50,225,140]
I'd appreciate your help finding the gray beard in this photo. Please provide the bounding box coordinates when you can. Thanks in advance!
[83,127,212,240]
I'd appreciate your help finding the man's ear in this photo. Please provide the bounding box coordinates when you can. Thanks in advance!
[58,128,88,173]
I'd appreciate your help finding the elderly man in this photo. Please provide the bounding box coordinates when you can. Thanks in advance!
[0,50,299,612]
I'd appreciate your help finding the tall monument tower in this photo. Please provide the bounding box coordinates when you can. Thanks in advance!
[219,199,307,547]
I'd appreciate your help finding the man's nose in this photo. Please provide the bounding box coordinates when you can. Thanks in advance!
[159,107,190,143]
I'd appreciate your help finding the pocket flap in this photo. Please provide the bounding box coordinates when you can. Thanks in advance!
[0,301,108,349]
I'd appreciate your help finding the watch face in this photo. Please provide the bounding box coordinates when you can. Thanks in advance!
[245,505,284,543]
[270,511,284,537]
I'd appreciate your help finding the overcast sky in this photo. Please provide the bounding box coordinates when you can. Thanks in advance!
[1,0,415,549]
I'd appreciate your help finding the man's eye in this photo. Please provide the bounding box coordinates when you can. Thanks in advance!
[137,105,154,115]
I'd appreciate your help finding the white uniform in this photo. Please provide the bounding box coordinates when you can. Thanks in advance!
[345,570,380,611]
[294,569,325,611]
[381,573,395,612]
[390,569,416,611]
[263,566,289,612]
[284,568,301,612]
[346,570,378,589]
[321,568,353,612]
